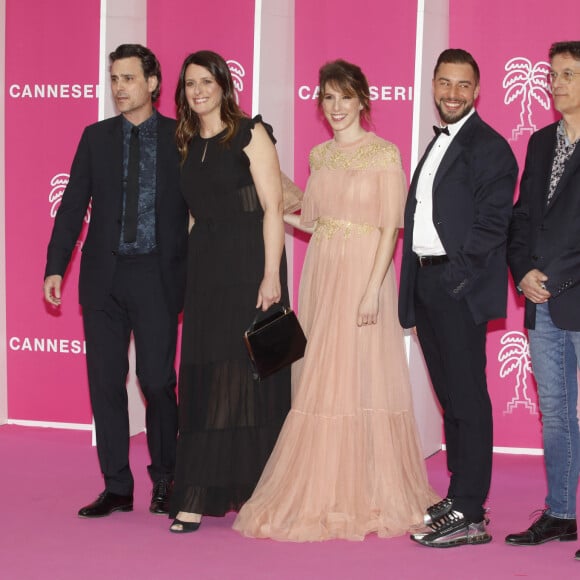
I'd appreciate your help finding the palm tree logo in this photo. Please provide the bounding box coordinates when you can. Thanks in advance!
[227,59,245,104]
[503,57,551,142]
[498,331,537,414]
[49,173,91,224]
[49,173,69,218]
[49,172,91,251]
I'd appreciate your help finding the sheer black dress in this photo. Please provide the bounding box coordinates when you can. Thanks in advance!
[170,116,291,517]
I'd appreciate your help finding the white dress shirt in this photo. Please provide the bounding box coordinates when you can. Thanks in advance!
[412,109,475,256]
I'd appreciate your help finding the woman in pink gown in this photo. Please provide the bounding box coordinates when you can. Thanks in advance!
[233,59,438,542]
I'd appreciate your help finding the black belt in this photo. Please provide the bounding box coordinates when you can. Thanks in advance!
[416,254,448,267]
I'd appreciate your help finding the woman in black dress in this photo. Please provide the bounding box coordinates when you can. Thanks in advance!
[169,51,291,533]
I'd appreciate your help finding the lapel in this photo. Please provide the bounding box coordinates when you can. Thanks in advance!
[536,125,557,212]
[105,116,124,212]
[406,133,440,245]
[545,132,580,212]
[155,112,169,214]
[432,112,478,192]
[410,135,438,196]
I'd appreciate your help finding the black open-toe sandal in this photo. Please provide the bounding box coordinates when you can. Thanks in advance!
[169,518,201,534]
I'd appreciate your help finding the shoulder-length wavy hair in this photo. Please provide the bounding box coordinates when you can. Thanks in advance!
[175,50,245,162]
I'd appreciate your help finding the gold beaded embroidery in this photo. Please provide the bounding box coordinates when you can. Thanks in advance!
[313,218,376,241]
[310,140,401,171]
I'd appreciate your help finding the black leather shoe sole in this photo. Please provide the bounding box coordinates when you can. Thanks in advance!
[78,504,133,518]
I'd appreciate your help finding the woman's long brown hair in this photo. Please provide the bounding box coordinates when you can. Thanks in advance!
[175,50,246,163]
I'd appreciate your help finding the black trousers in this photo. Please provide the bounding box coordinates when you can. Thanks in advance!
[82,254,178,496]
[414,263,492,522]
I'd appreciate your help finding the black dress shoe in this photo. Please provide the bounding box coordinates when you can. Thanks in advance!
[149,479,172,515]
[575,548,580,560]
[505,510,577,545]
[78,491,133,518]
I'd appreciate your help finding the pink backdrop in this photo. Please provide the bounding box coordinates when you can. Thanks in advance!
[4,1,578,451]
[5,0,100,423]
[450,0,579,449]
[4,0,255,425]
[147,0,255,119]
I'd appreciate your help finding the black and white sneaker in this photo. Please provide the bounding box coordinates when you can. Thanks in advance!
[424,497,454,526]
[411,510,492,548]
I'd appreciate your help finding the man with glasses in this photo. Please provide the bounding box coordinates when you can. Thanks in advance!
[507,41,580,561]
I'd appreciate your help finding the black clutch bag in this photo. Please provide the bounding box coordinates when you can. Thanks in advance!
[244,306,307,380]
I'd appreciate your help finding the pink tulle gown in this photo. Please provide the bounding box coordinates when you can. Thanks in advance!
[233,132,438,542]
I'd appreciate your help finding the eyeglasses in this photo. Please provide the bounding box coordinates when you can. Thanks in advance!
[548,70,580,84]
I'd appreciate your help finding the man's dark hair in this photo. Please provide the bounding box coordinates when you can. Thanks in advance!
[434,48,480,85]
[549,41,580,61]
[109,44,162,102]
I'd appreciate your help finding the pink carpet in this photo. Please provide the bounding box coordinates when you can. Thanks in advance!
[1,424,578,579]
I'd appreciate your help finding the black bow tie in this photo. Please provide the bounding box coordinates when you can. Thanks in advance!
[433,125,450,136]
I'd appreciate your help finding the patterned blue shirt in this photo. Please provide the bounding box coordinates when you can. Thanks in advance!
[547,120,579,205]
[118,111,158,254]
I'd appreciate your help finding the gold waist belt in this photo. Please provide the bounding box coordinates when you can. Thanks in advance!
[313,218,377,241]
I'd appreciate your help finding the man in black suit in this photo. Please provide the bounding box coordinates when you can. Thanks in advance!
[44,44,188,518]
[398,48,517,547]
[506,41,580,560]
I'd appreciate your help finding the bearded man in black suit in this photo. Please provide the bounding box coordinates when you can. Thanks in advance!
[398,48,517,547]
[44,44,188,518]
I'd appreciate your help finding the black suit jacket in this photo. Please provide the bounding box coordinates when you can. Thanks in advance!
[508,122,580,331]
[45,112,188,313]
[399,112,518,327]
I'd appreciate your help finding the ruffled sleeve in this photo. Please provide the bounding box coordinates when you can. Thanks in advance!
[376,144,407,229]
[237,115,276,166]
[367,137,407,228]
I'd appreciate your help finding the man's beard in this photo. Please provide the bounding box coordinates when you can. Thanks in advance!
[435,99,473,125]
